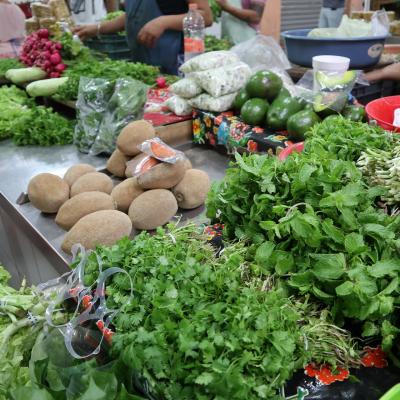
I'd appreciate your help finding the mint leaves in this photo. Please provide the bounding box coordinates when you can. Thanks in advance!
[207,119,400,358]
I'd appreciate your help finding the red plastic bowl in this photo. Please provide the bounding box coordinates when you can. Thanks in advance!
[365,96,400,133]
[278,142,304,161]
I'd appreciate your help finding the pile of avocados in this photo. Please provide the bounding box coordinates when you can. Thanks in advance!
[233,70,366,142]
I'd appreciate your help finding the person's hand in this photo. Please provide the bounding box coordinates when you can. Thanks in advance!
[73,24,98,41]
[216,0,228,9]
[137,17,166,48]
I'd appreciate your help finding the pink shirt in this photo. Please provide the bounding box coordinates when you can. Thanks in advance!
[0,3,25,42]
[241,0,266,31]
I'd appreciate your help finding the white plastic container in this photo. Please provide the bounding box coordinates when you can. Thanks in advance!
[312,55,351,93]
[312,55,350,73]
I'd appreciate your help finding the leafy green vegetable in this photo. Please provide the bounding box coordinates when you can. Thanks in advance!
[12,105,73,146]
[0,85,73,146]
[77,224,358,399]
[104,11,125,21]
[209,0,222,21]
[57,60,160,101]
[0,58,23,77]
[0,266,49,397]
[304,116,399,162]
[0,85,34,141]
[207,137,400,355]
[205,35,232,52]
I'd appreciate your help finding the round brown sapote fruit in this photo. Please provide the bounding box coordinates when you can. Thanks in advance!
[55,191,116,230]
[128,189,178,230]
[117,120,156,156]
[172,169,210,209]
[106,149,131,178]
[63,164,96,187]
[61,210,132,254]
[28,173,70,213]
[70,172,113,197]
[111,177,144,213]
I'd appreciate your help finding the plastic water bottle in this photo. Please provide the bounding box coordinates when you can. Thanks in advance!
[183,3,205,63]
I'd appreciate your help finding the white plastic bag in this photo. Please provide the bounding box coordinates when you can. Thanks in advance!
[180,50,240,74]
[193,62,251,98]
[231,34,291,72]
[188,92,237,112]
[165,95,193,116]
[170,77,202,99]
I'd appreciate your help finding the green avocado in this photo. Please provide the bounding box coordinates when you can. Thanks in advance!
[232,88,250,111]
[287,109,321,141]
[323,114,343,124]
[277,87,291,100]
[316,70,357,90]
[266,95,304,131]
[241,98,270,126]
[313,91,347,117]
[341,105,366,122]
[246,70,283,101]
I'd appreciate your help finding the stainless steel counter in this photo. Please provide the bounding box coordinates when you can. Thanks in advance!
[0,140,229,286]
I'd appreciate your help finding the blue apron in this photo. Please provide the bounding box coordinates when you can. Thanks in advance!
[125,0,183,75]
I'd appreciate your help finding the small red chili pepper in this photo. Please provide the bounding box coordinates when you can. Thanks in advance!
[305,364,349,385]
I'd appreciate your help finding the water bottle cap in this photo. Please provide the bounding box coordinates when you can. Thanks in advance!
[189,3,198,10]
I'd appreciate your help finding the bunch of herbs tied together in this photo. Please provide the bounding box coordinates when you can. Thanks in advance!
[75,224,358,400]
[207,116,400,367]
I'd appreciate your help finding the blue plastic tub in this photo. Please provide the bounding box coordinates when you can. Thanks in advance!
[282,29,388,69]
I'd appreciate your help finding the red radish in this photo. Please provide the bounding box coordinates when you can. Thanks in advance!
[55,42,62,50]
[55,63,66,72]
[45,41,53,50]
[50,53,61,65]
[37,28,49,39]
[44,60,51,69]
[156,76,167,88]
[50,71,60,78]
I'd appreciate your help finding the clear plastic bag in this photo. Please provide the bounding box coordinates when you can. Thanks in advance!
[179,50,240,73]
[295,69,366,113]
[231,34,291,72]
[170,77,202,98]
[74,77,147,155]
[188,92,237,112]
[309,12,390,38]
[138,137,185,164]
[73,78,114,154]
[193,62,251,98]
[165,95,193,116]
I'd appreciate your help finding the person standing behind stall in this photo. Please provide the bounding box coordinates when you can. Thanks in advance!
[73,0,213,74]
[319,0,363,28]
[216,0,266,44]
[69,0,118,25]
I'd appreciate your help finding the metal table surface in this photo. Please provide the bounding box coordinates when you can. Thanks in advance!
[0,140,229,286]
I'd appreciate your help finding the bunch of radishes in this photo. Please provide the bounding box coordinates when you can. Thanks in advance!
[20,29,67,78]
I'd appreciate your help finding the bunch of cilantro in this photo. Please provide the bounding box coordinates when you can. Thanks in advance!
[207,118,400,361]
[80,225,308,399]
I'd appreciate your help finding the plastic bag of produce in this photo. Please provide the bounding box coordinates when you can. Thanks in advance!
[165,95,193,116]
[193,62,251,98]
[138,137,185,164]
[74,77,114,154]
[188,92,237,112]
[90,78,147,155]
[170,77,202,98]
[180,50,240,73]
[231,34,291,72]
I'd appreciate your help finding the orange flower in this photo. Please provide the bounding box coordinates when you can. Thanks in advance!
[247,140,258,153]
[193,119,201,135]
[361,346,388,368]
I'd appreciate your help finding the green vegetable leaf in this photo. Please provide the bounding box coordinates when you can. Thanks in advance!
[311,253,346,281]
